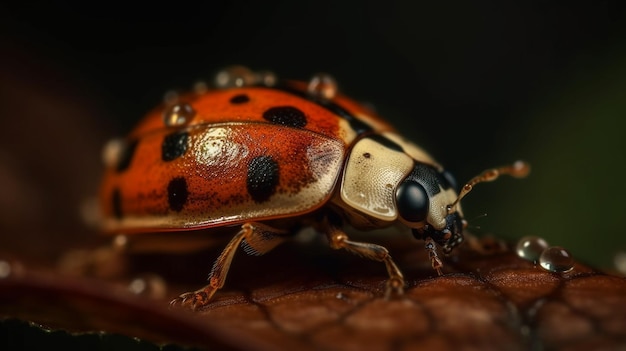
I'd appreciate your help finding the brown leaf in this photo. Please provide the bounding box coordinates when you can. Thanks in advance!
[1,233,625,351]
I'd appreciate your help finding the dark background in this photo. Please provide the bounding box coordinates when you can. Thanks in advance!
[1,1,625,268]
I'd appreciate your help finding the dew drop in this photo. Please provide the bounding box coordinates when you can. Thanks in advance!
[0,260,11,278]
[0,260,24,278]
[614,251,626,276]
[257,70,277,87]
[215,65,255,88]
[128,277,146,294]
[163,90,179,105]
[539,246,574,273]
[128,274,167,299]
[101,138,125,168]
[193,80,209,95]
[307,73,338,99]
[515,236,549,262]
[113,235,129,251]
[163,102,195,127]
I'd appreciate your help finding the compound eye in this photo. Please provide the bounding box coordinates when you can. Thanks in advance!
[395,180,429,223]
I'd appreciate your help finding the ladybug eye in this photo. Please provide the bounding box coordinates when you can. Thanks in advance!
[395,180,429,223]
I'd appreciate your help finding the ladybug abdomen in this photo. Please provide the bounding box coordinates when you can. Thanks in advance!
[100,123,344,233]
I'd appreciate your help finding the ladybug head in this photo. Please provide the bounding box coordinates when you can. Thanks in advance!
[395,163,465,250]
[395,160,530,251]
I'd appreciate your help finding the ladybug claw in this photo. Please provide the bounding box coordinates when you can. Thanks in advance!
[169,290,214,310]
[169,297,183,308]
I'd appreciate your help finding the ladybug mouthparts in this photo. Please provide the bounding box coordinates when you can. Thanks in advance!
[412,212,465,254]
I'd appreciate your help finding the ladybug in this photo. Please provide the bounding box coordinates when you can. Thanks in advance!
[99,66,529,309]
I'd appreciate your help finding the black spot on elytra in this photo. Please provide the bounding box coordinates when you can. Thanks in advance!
[262,106,307,128]
[162,131,189,161]
[116,139,138,172]
[167,177,188,212]
[230,94,250,104]
[112,188,122,219]
[272,84,373,135]
[247,156,279,203]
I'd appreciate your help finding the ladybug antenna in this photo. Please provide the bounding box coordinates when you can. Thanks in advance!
[447,160,530,214]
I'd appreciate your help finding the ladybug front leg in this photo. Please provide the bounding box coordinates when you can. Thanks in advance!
[424,237,443,276]
[171,222,289,310]
[324,223,405,298]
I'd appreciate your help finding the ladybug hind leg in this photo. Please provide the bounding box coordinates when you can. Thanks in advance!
[171,222,289,310]
[324,221,405,298]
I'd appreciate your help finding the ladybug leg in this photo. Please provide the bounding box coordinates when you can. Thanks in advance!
[239,222,290,256]
[325,223,405,298]
[171,222,288,310]
[424,237,443,276]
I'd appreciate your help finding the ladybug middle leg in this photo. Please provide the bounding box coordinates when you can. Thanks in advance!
[324,221,405,298]
[171,222,289,310]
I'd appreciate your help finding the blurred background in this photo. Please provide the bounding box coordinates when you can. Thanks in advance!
[1,1,625,269]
